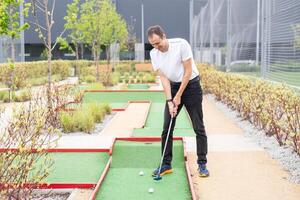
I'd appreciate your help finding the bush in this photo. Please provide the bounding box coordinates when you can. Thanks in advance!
[85,83,105,90]
[59,103,111,133]
[13,89,31,102]
[60,112,76,133]
[2,93,10,103]
[82,75,97,83]
[142,73,156,83]
[0,60,72,89]
[114,64,132,73]
[112,72,121,84]
[85,102,105,123]
[74,111,95,133]
[0,91,8,101]
[102,103,112,114]
[198,63,300,155]
[26,77,48,86]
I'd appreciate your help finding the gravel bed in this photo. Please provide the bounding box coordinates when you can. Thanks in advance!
[206,94,300,184]
[31,190,70,200]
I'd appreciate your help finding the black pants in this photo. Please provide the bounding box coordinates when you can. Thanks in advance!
[162,76,207,166]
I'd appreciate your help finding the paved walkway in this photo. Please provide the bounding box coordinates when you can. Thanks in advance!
[186,96,300,200]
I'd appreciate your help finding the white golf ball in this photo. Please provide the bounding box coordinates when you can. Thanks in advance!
[139,171,144,176]
[148,188,154,193]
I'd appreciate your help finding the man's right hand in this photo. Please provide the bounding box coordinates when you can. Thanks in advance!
[168,101,177,118]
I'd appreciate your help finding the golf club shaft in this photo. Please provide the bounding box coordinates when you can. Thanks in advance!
[157,116,173,176]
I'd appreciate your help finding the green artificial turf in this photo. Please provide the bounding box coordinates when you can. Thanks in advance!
[96,140,191,200]
[143,103,192,129]
[132,103,194,137]
[83,91,164,106]
[133,128,195,137]
[127,84,150,90]
[34,152,109,183]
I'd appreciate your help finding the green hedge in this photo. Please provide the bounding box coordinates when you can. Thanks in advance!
[0,60,153,89]
[199,63,300,155]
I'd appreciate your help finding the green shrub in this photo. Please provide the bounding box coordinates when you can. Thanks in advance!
[83,75,97,83]
[86,102,105,123]
[14,89,31,102]
[0,91,7,101]
[85,83,105,90]
[2,93,10,103]
[102,103,112,114]
[60,112,76,133]
[59,103,111,133]
[198,63,300,155]
[142,73,156,83]
[26,77,48,86]
[74,110,95,133]
[114,64,131,73]
[112,72,121,84]
[137,72,145,83]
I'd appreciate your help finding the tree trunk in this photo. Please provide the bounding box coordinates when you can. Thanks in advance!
[45,0,52,110]
[8,6,16,102]
[75,43,79,76]
[105,45,110,85]
[80,43,84,59]
[75,43,79,60]
[9,38,16,102]
[92,42,100,82]
[96,47,100,82]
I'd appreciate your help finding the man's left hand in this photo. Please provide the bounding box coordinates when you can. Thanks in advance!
[173,95,181,107]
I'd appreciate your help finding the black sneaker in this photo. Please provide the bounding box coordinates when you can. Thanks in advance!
[152,165,173,177]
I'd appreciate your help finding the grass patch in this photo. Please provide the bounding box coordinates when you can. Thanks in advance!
[59,102,111,133]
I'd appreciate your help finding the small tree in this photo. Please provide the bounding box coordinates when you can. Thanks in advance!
[30,0,66,111]
[0,0,30,101]
[62,0,84,61]
[126,16,138,53]
[80,0,103,82]
[58,0,85,76]
[0,95,58,199]
[99,0,127,85]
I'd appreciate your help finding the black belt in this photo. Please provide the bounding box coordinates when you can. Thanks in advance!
[170,76,200,85]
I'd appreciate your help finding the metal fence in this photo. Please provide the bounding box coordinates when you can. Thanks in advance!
[192,0,300,87]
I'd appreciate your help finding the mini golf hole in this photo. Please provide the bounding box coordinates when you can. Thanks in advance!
[144,142,153,145]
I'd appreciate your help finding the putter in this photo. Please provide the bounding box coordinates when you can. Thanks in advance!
[154,116,174,181]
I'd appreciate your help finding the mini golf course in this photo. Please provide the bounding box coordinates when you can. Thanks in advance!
[1,88,197,199]
[133,102,195,137]
[0,149,110,189]
[127,84,150,90]
[82,90,196,137]
[42,152,109,184]
[90,138,195,200]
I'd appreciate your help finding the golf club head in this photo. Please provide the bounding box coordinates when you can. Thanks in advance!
[153,175,162,181]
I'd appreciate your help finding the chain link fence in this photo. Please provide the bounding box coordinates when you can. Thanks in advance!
[192,0,300,88]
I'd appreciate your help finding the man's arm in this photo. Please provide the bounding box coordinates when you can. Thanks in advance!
[158,69,172,100]
[173,58,192,106]
[158,69,177,117]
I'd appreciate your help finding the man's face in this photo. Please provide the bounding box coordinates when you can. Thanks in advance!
[148,34,167,52]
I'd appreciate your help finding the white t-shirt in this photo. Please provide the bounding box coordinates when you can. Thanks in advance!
[150,38,199,82]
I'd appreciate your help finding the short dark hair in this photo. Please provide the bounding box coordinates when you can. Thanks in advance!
[147,25,166,38]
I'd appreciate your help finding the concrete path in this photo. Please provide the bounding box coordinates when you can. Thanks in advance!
[100,103,150,137]
[186,96,300,200]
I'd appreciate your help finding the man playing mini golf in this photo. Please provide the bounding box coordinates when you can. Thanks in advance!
[148,25,209,177]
